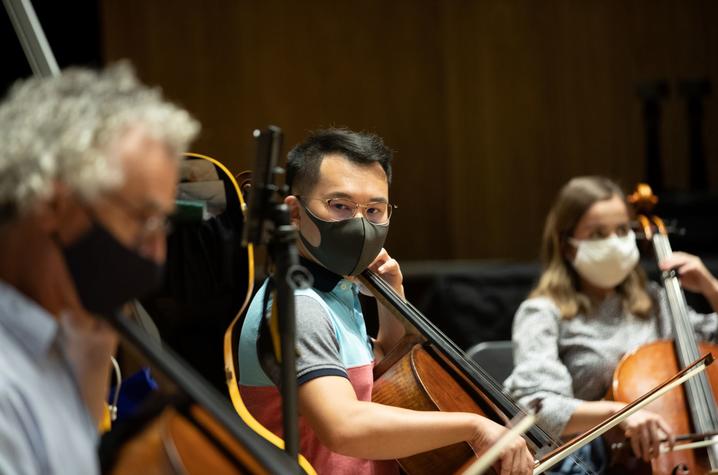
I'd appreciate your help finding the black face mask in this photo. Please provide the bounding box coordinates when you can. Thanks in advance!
[58,218,164,316]
[299,205,389,277]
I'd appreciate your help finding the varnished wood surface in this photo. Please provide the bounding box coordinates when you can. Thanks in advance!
[108,406,262,475]
[101,0,718,260]
[372,344,491,474]
[612,340,718,475]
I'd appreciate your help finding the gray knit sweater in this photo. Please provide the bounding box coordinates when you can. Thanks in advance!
[503,283,717,436]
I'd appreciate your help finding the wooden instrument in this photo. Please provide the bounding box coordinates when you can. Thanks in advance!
[610,183,718,474]
[359,270,589,474]
[362,267,716,475]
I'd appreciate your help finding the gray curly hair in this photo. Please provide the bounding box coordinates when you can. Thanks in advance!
[0,62,200,222]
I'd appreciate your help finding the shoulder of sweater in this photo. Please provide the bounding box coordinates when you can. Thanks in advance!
[514,296,562,326]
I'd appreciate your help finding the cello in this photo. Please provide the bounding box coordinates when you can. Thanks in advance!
[360,268,715,475]
[360,269,595,474]
[610,183,718,474]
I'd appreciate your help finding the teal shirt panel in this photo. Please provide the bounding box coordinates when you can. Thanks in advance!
[238,278,374,387]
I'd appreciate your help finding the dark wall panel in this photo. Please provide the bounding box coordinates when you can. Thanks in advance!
[100,0,718,260]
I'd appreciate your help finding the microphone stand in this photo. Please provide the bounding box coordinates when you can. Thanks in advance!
[266,201,312,461]
[244,126,311,464]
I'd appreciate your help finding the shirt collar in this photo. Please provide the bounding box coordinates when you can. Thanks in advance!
[299,256,344,292]
[0,280,59,358]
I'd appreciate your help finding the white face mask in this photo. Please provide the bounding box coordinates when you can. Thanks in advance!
[569,230,640,289]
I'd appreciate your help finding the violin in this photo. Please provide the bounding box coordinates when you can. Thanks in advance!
[609,183,718,474]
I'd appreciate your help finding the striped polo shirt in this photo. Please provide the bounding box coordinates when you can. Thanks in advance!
[238,258,397,475]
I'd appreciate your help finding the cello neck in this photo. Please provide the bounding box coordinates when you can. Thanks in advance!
[630,186,702,362]
[631,182,718,470]
[651,222,702,363]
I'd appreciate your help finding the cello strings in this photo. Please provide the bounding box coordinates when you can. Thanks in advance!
[366,272,527,413]
[368,271,516,406]
[653,234,718,457]
[655,237,706,421]
[659,236,718,421]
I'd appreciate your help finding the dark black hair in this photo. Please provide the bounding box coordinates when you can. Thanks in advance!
[286,128,393,195]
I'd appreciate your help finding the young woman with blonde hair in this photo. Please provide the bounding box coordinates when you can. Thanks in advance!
[504,176,718,473]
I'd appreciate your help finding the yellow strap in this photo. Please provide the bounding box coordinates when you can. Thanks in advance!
[184,153,316,475]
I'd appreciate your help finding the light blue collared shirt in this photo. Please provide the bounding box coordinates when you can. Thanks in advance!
[0,281,99,475]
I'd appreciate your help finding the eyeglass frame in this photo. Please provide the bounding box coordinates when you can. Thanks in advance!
[295,195,397,225]
[98,192,174,249]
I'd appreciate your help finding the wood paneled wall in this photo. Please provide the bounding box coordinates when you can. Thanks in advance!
[100,0,718,260]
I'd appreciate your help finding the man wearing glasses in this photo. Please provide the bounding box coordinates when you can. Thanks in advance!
[238,128,533,474]
[0,64,198,474]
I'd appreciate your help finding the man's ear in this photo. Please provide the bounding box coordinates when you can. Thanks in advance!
[284,195,301,225]
[34,182,71,233]
[36,182,88,242]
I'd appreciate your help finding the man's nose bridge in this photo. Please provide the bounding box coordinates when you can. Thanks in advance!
[357,204,370,219]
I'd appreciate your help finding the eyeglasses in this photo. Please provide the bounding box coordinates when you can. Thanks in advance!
[102,193,173,248]
[298,196,396,225]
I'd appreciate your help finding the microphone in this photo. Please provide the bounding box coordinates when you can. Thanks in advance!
[242,126,284,247]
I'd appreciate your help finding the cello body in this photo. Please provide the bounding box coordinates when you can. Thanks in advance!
[372,342,509,474]
[108,406,264,475]
[612,340,718,475]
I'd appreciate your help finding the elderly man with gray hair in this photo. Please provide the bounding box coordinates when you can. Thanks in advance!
[0,64,199,475]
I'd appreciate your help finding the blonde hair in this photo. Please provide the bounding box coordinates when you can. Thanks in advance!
[0,62,200,222]
[530,176,654,318]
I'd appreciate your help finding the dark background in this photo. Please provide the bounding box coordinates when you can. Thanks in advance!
[4,1,717,357]
[4,0,717,263]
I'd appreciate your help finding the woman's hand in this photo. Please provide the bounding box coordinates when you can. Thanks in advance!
[618,409,674,462]
[660,252,718,297]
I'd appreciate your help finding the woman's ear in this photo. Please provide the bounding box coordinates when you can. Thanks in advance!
[562,236,577,262]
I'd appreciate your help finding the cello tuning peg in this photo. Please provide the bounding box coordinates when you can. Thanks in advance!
[629,222,649,241]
